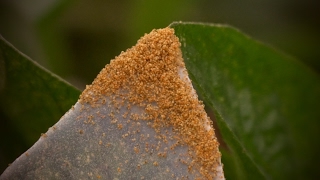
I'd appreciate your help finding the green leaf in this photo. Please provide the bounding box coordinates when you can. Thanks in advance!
[170,22,320,179]
[0,35,80,171]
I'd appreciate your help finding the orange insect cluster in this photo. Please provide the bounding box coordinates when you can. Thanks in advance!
[80,27,222,179]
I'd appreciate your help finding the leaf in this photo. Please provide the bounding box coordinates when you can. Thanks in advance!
[3,21,320,179]
[1,102,210,179]
[170,22,320,179]
[0,35,80,171]
[1,28,224,179]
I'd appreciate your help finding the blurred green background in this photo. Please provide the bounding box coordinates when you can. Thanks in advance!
[0,0,319,90]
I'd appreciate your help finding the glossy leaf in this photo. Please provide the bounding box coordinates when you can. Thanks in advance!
[171,22,320,179]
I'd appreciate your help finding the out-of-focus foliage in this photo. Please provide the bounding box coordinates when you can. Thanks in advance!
[0,0,319,90]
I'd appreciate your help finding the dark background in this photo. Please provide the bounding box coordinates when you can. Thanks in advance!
[1,0,319,90]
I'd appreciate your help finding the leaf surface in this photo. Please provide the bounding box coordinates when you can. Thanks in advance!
[1,28,222,180]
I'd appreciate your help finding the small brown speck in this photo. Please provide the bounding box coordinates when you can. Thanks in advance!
[133,146,139,154]
[153,161,158,166]
[41,133,47,138]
